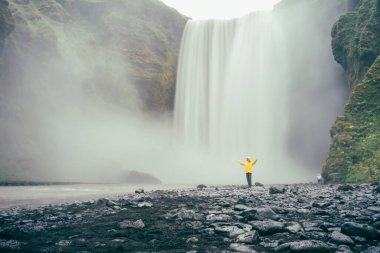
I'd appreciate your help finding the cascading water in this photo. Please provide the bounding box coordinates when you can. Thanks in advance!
[174,2,351,183]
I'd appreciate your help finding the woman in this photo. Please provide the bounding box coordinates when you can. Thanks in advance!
[237,156,258,188]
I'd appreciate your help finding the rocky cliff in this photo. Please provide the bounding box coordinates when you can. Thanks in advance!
[4,0,187,111]
[323,0,380,182]
[0,0,13,71]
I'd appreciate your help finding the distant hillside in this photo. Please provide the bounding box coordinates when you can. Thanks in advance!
[121,170,162,185]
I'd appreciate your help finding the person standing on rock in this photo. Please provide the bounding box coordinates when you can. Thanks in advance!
[237,156,258,188]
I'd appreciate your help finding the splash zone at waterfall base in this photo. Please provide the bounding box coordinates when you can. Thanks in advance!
[1,185,380,253]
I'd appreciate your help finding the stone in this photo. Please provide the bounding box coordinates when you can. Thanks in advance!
[335,245,353,253]
[286,222,304,233]
[372,221,380,229]
[206,214,231,222]
[341,222,378,240]
[289,240,331,252]
[186,237,198,243]
[56,240,71,247]
[330,231,354,245]
[197,184,207,190]
[0,240,21,250]
[119,219,145,229]
[362,246,380,253]
[236,231,259,243]
[269,186,286,194]
[214,224,245,237]
[336,185,354,191]
[137,201,153,208]
[135,189,144,194]
[229,243,257,252]
[234,204,251,211]
[254,207,280,221]
[368,206,380,213]
[249,220,285,235]
[254,182,265,187]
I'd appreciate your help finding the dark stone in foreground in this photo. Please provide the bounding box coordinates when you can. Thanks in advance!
[269,186,286,194]
[1,184,380,252]
[341,222,378,240]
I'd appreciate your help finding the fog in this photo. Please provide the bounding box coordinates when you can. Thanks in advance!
[0,0,352,184]
[174,0,353,184]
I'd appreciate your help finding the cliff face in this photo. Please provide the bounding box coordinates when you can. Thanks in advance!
[0,0,187,182]
[4,0,187,111]
[0,0,13,69]
[323,0,380,182]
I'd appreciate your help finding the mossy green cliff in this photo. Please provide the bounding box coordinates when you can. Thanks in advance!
[323,0,380,182]
[0,0,14,68]
[5,0,187,111]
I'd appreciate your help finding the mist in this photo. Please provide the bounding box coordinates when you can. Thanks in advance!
[0,0,353,185]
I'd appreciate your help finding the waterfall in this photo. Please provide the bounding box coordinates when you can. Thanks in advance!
[174,3,350,183]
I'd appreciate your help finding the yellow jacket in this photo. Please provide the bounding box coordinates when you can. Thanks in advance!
[237,159,257,173]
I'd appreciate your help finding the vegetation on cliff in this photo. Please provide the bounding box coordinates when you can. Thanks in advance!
[5,0,187,111]
[0,0,13,68]
[323,0,380,182]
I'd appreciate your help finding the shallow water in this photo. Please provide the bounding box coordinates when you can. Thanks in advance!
[0,184,195,209]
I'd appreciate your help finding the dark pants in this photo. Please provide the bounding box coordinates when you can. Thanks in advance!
[246,173,252,188]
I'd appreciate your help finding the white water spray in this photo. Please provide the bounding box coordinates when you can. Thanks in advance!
[174,3,350,183]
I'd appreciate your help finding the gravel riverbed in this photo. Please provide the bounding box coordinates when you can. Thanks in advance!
[1,184,380,252]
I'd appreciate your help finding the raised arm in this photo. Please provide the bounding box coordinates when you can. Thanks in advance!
[237,160,245,166]
[253,159,258,165]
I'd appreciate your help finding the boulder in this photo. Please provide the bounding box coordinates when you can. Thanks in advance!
[236,231,259,243]
[197,184,207,190]
[119,219,145,229]
[337,185,354,191]
[341,222,378,240]
[135,189,144,194]
[330,231,354,245]
[275,240,332,252]
[249,220,285,235]
[269,186,286,194]
[230,243,257,252]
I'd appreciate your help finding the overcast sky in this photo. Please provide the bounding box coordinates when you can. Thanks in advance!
[160,0,282,19]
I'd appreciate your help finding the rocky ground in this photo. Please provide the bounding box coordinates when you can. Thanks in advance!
[1,184,380,252]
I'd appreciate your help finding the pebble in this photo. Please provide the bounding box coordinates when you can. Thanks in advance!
[330,231,354,245]
[341,222,378,240]
[119,219,145,229]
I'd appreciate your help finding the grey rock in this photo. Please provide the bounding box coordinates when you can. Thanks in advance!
[254,182,265,187]
[229,243,257,252]
[236,231,259,243]
[269,186,286,194]
[135,188,144,194]
[234,204,251,211]
[362,246,380,253]
[330,231,354,245]
[119,219,145,229]
[289,240,332,252]
[286,222,304,233]
[368,206,380,213]
[206,213,231,222]
[0,240,21,250]
[255,207,280,221]
[186,237,199,243]
[165,208,203,220]
[337,185,354,191]
[335,245,353,253]
[341,222,378,240]
[137,201,153,208]
[56,240,71,247]
[214,224,246,237]
[197,184,207,190]
[249,220,285,235]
